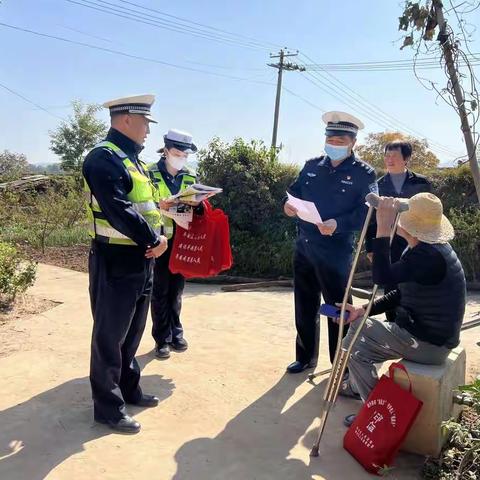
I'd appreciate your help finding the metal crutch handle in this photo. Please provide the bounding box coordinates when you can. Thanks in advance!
[365,192,409,212]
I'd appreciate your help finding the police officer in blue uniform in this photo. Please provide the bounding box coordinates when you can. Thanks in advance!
[284,111,378,373]
[83,94,168,433]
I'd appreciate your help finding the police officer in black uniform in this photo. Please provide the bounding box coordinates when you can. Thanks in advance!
[284,111,378,373]
[83,94,168,434]
[365,140,432,321]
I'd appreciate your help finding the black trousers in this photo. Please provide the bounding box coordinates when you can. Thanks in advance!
[151,242,186,346]
[293,247,351,365]
[89,242,154,422]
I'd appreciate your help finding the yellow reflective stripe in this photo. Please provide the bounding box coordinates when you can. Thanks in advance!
[90,194,100,209]
[86,192,155,214]
[132,200,157,213]
[94,141,128,158]
[85,141,162,244]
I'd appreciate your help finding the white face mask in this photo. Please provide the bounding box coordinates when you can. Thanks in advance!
[166,154,187,171]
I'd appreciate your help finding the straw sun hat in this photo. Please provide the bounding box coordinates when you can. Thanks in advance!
[398,192,454,244]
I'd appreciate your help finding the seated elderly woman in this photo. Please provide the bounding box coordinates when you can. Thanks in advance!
[340,192,466,426]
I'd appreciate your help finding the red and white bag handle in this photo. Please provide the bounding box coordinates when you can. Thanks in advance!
[389,362,413,393]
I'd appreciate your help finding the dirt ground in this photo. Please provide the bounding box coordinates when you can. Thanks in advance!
[0,295,60,359]
[0,264,478,480]
[21,245,90,273]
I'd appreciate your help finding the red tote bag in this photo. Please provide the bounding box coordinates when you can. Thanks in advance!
[168,201,232,278]
[343,363,423,475]
[208,206,233,275]
[168,209,216,278]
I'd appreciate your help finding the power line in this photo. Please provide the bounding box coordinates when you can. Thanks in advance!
[0,81,161,162]
[301,68,460,158]
[64,0,272,51]
[301,52,480,66]
[0,22,329,119]
[282,86,326,113]
[55,22,264,71]
[0,22,273,84]
[304,62,480,72]
[0,79,328,164]
[298,52,462,158]
[115,0,282,50]
[303,68,459,157]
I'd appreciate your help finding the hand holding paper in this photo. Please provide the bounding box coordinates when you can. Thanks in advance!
[317,219,337,236]
[286,193,322,224]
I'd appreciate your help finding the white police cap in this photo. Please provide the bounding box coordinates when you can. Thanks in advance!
[103,94,157,123]
[322,111,364,137]
[161,128,197,154]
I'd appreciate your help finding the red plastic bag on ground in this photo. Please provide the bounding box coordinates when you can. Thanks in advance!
[343,363,423,475]
[168,201,232,278]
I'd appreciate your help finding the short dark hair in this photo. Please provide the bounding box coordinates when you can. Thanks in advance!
[110,111,128,121]
[384,140,413,160]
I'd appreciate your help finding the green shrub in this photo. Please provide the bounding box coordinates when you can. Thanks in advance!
[449,207,480,282]
[431,166,477,211]
[0,176,88,251]
[198,138,298,277]
[0,242,37,308]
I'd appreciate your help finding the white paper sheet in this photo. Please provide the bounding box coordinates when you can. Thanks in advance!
[286,192,322,224]
[167,184,223,203]
[160,205,193,230]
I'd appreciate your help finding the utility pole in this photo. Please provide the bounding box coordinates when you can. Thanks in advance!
[433,0,480,202]
[268,49,305,150]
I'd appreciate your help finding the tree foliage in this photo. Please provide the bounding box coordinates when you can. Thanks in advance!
[197,138,299,276]
[356,131,440,174]
[0,150,29,182]
[398,1,436,48]
[0,242,37,309]
[49,100,107,173]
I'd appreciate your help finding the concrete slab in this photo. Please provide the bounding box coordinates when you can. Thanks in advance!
[0,264,478,479]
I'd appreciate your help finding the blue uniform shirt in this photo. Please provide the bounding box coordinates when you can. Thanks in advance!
[288,153,377,253]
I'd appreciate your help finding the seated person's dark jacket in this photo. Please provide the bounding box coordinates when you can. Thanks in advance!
[369,238,466,349]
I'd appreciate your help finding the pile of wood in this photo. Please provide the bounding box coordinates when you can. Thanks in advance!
[0,175,51,192]
[190,271,374,293]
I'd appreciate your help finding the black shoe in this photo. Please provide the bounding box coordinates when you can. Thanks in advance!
[286,360,312,374]
[95,415,141,434]
[170,338,188,352]
[344,414,356,428]
[155,343,170,359]
[127,394,159,408]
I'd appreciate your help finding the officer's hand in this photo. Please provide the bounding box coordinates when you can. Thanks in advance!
[159,200,176,211]
[145,236,168,259]
[366,252,373,263]
[376,196,398,238]
[317,219,337,236]
[284,202,298,217]
[335,303,365,324]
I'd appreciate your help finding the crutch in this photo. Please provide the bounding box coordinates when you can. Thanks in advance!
[309,192,409,457]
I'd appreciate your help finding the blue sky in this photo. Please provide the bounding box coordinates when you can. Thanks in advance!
[1,0,479,167]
